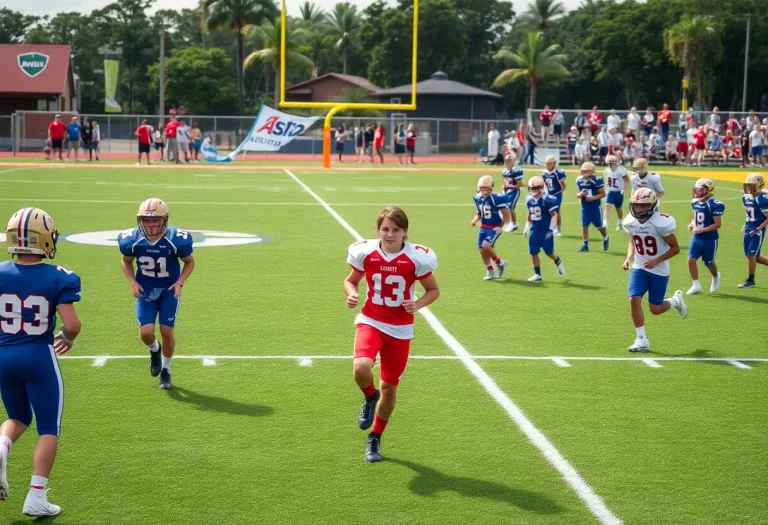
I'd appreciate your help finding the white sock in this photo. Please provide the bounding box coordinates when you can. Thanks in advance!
[692,280,701,287]
[29,475,47,495]
[0,436,11,454]
[161,355,171,371]
[666,296,678,308]
[148,340,159,352]
[635,326,646,338]
[603,236,609,241]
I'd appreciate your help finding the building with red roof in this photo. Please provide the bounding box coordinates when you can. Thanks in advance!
[0,44,76,115]
[285,73,379,103]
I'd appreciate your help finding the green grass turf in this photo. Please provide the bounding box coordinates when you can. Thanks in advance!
[0,163,765,524]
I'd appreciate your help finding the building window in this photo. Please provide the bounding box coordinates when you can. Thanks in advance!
[390,97,401,104]
[37,99,47,111]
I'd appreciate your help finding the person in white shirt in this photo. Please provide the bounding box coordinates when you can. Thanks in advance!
[685,125,697,165]
[746,110,757,130]
[648,129,661,157]
[665,135,678,164]
[626,107,641,138]
[707,106,721,133]
[610,127,623,162]
[749,124,766,166]
[176,119,191,163]
[487,123,500,160]
[505,130,520,158]
[642,108,655,136]
[630,158,665,206]
[607,110,621,133]
[597,126,611,164]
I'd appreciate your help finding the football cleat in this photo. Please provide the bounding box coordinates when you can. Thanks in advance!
[555,229,562,237]
[159,368,173,390]
[483,271,495,281]
[365,433,382,463]
[358,389,380,430]
[603,237,610,251]
[22,492,61,517]
[527,274,543,282]
[628,336,650,352]
[497,260,508,278]
[737,280,755,289]
[577,244,589,252]
[0,449,8,501]
[686,282,702,295]
[615,223,622,232]
[150,343,162,377]
[557,262,565,277]
[671,290,687,319]
[710,273,721,293]
[511,224,519,232]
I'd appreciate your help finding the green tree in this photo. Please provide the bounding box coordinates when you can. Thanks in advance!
[329,86,383,117]
[517,0,566,31]
[203,0,278,114]
[362,8,411,87]
[415,0,467,78]
[148,46,237,114]
[244,18,314,105]
[326,2,361,74]
[298,31,334,78]
[298,2,326,28]
[665,15,722,108]
[0,8,39,43]
[492,31,569,108]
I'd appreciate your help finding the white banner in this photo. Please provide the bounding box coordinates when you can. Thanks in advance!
[238,105,322,152]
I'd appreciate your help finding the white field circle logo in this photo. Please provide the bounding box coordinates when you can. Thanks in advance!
[63,230,270,247]
[0,234,5,243]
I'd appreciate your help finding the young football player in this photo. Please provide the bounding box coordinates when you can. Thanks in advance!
[738,174,768,288]
[603,154,629,231]
[471,175,512,280]
[0,208,82,517]
[501,153,524,231]
[344,206,439,463]
[541,156,567,235]
[623,188,687,352]
[575,162,609,252]
[630,158,665,205]
[118,198,195,390]
[687,178,724,294]
[523,176,565,281]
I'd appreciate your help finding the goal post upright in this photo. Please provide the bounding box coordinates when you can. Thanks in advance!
[279,0,419,168]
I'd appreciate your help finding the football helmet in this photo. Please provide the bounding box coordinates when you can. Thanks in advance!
[632,158,648,176]
[606,155,619,170]
[744,173,765,195]
[528,176,546,196]
[629,187,658,220]
[6,207,59,259]
[545,156,557,171]
[580,162,596,177]
[693,178,715,201]
[137,198,169,237]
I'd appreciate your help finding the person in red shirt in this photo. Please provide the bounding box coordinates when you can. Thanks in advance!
[588,106,602,138]
[539,105,554,146]
[373,123,385,164]
[405,123,417,164]
[722,129,735,166]
[134,119,153,165]
[344,206,439,462]
[693,125,707,166]
[657,103,672,141]
[164,117,181,163]
[724,113,740,135]
[47,115,66,161]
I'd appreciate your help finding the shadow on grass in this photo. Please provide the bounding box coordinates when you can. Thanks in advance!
[649,348,737,367]
[387,457,563,514]
[9,519,58,525]
[167,386,274,417]
[710,293,768,305]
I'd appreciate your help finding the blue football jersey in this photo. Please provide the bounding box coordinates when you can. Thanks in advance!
[743,194,768,232]
[474,193,509,228]
[543,169,566,195]
[691,199,725,241]
[576,176,605,209]
[118,226,194,289]
[502,167,524,194]
[526,195,560,232]
[0,261,81,347]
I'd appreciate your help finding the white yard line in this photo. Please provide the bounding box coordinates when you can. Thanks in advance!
[642,358,662,368]
[282,169,623,525]
[202,357,217,366]
[91,357,108,367]
[727,359,752,369]
[551,357,571,368]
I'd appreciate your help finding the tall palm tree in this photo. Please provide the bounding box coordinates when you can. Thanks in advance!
[244,18,314,104]
[665,15,720,107]
[203,0,278,114]
[326,2,361,74]
[518,0,567,31]
[492,31,569,109]
[330,86,383,118]
[299,31,334,78]
[298,1,326,28]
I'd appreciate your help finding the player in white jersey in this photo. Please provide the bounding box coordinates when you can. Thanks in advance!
[629,158,664,208]
[344,206,439,463]
[622,188,687,352]
[603,155,629,231]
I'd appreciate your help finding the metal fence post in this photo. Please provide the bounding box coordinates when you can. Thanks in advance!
[107,116,111,154]
[436,119,440,156]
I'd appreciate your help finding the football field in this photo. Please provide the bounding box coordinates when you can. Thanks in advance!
[0,162,766,524]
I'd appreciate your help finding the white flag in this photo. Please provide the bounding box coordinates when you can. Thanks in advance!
[238,105,322,152]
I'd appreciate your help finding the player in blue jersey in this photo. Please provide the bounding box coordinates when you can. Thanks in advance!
[575,162,610,252]
[523,176,565,281]
[501,153,524,231]
[542,156,567,236]
[0,208,82,518]
[686,178,724,294]
[471,175,512,280]
[738,174,768,288]
[118,198,195,389]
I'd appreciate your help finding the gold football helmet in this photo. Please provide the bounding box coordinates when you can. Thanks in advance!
[580,162,596,177]
[528,175,546,196]
[744,173,765,195]
[632,158,648,176]
[629,188,658,220]
[137,198,169,237]
[693,178,715,201]
[6,207,59,259]
[477,175,494,196]
[606,154,619,169]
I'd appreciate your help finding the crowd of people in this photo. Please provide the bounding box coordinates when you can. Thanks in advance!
[45,114,101,162]
[333,122,418,164]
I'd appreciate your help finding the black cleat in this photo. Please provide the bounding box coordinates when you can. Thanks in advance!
[159,368,172,390]
[150,343,162,377]
[737,280,755,289]
[358,389,380,430]
[365,433,382,463]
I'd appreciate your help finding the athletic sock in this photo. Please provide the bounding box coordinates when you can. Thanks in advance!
[161,356,172,371]
[361,383,376,398]
[534,266,541,276]
[148,340,160,353]
[0,436,11,454]
[486,265,494,272]
[371,415,388,435]
[748,274,755,282]
[29,476,47,496]
[692,279,701,288]
[603,236,609,241]
[635,326,646,338]
[492,256,501,265]
[582,240,588,247]
[554,257,562,266]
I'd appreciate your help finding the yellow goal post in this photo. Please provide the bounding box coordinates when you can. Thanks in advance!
[279,0,419,167]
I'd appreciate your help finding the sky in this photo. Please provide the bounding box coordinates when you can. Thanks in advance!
[0,0,588,18]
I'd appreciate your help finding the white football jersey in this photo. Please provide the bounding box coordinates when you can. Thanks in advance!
[605,166,628,193]
[630,172,664,195]
[623,212,676,277]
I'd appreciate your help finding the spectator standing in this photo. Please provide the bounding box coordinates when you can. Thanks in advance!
[606,109,620,134]
[169,105,177,118]
[354,125,362,160]
[693,125,707,166]
[675,127,688,160]
[642,107,655,137]
[81,117,92,161]
[552,109,564,148]
[525,124,539,165]
[566,126,579,165]
[134,119,153,165]
[373,123,385,164]
[724,113,740,135]
[746,110,757,130]
[539,105,553,145]
[626,107,641,138]
[677,112,687,132]
[405,123,417,164]
[154,122,165,161]
[487,123,501,161]
[749,124,766,166]
[610,127,624,162]
[90,120,101,160]
[65,116,82,162]
[686,124,697,164]
[575,136,587,164]
[394,124,406,165]
[47,114,66,161]
[573,110,587,137]
[335,124,346,162]
[176,119,191,163]
[597,126,610,164]
[165,116,180,163]
[588,136,599,160]
[657,103,672,140]
[648,128,661,157]
[739,124,750,167]
[588,106,602,138]
[190,122,202,162]
[363,124,374,163]
[707,107,721,133]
